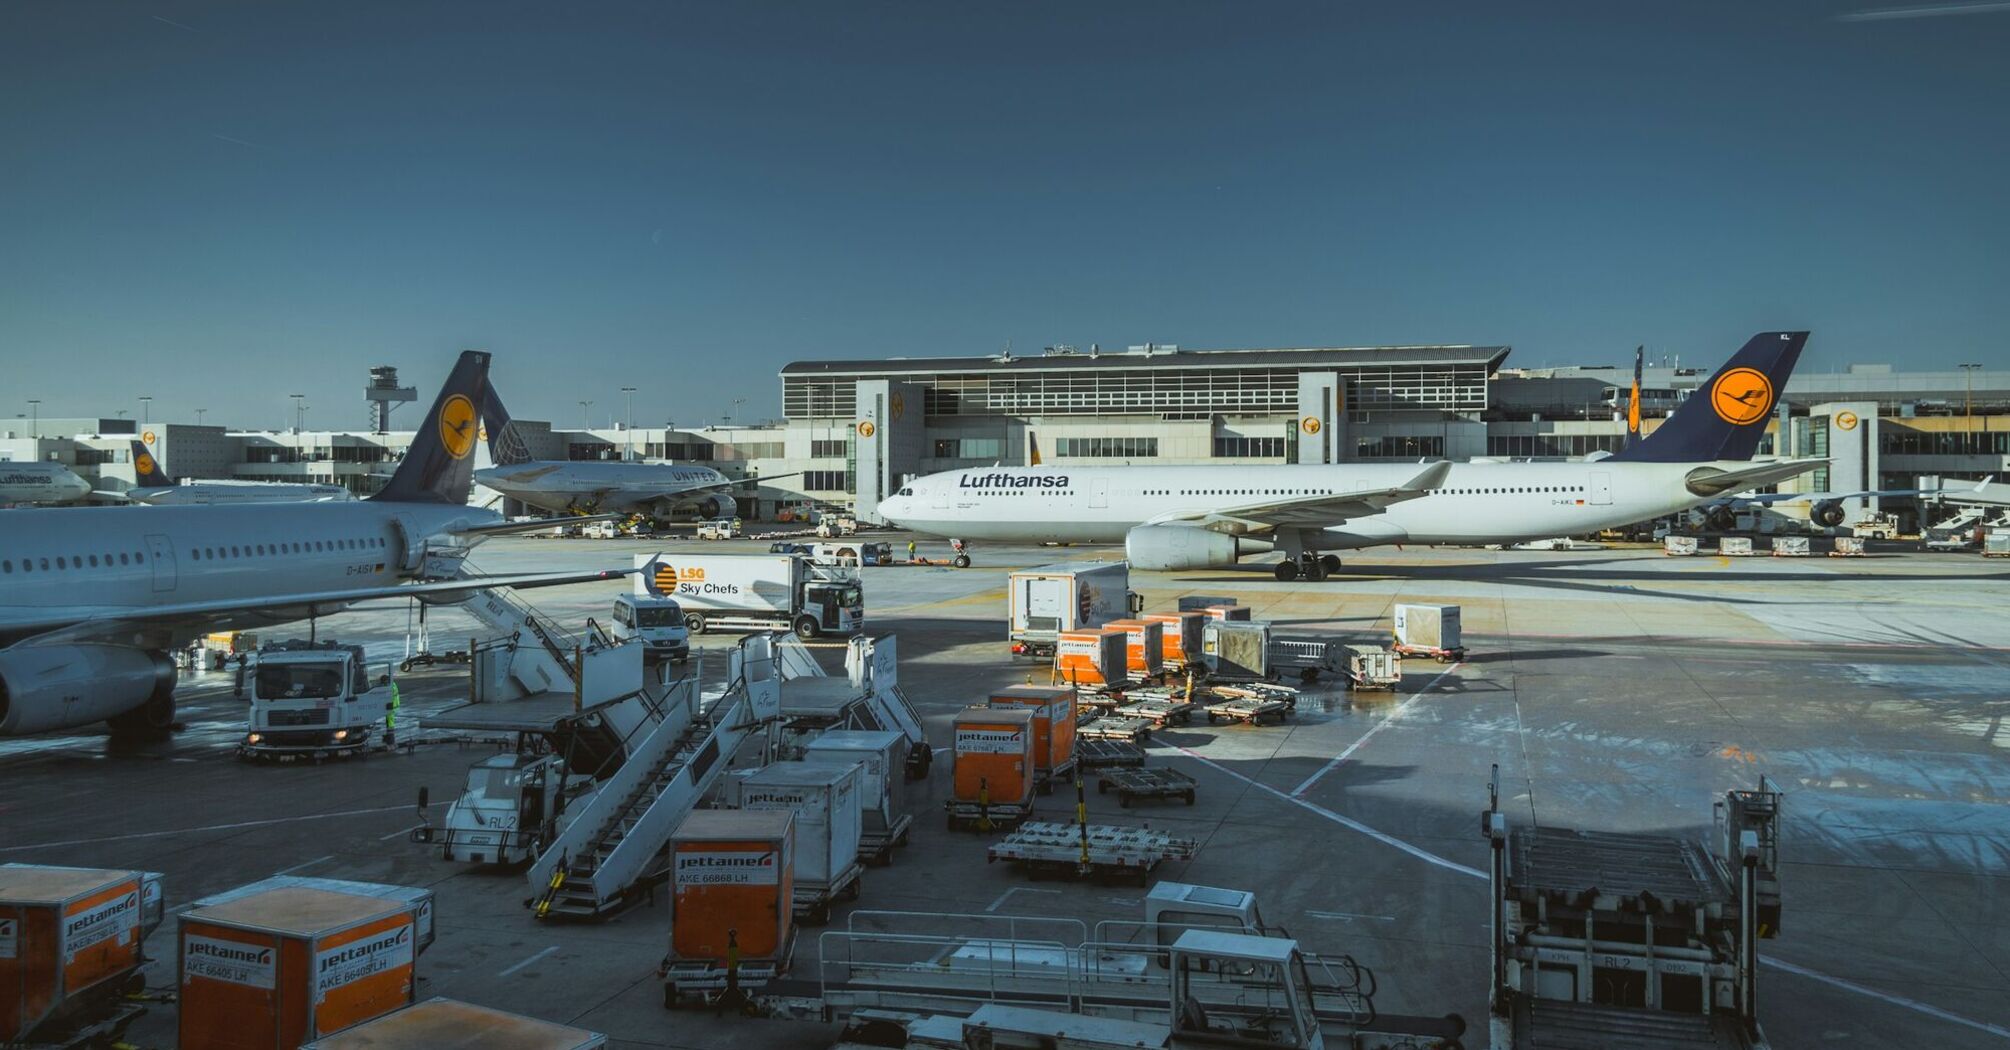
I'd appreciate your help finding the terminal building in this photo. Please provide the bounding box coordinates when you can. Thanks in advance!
[5,347,2005,529]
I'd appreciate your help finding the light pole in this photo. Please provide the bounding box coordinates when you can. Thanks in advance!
[621,386,636,461]
[290,394,306,434]
[579,400,594,431]
[138,395,152,431]
[1959,363,1982,455]
[728,398,746,427]
[26,399,38,439]
[195,408,207,426]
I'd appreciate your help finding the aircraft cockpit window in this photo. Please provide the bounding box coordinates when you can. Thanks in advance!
[898,487,914,496]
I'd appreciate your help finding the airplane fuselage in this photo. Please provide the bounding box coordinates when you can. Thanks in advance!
[0,464,91,505]
[131,482,354,505]
[0,501,496,646]
[878,460,1739,548]
[476,461,730,515]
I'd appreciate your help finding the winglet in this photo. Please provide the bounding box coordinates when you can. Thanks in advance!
[130,440,175,488]
[1405,460,1453,492]
[1609,331,1807,463]
[369,351,490,504]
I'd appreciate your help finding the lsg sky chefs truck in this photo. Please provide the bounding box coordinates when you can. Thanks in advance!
[1007,561,1141,659]
[631,554,863,640]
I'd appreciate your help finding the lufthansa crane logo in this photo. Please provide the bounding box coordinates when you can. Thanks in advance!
[135,452,156,475]
[142,430,156,446]
[1301,416,1322,435]
[438,394,478,459]
[1708,368,1774,426]
[890,392,906,421]
[1835,410,1859,431]
[857,420,876,438]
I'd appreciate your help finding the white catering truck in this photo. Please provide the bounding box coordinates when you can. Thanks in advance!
[633,553,864,639]
[235,641,396,760]
[1006,561,1141,657]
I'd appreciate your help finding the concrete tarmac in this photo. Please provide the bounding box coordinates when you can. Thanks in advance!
[3,534,2006,1048]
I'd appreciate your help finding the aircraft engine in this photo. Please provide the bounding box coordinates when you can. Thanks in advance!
[697,497,722,519]
[0,645,176,736]
[1811,500,1847,528]
[1124,525,1271,571]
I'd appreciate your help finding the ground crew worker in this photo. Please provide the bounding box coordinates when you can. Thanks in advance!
[907,539,917,562]
[385,678,401,747]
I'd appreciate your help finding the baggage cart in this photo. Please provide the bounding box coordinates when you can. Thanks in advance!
[1830,536,1867,557]
[663,810,800,1002]
[1345,645,1402,691]
[1392,604,1465,662]
[1663,535,1700,556]
[1078,716,1153,743]
[1719,536,1755,556]
[1097,767,1199,808]
[301,997,607,1048]
[1204,697,1291,726]
[0,865,165,1048]
[1112,697,1199,727]
[1771,535,1811,557]
[985,822,1200,884]
[1075,739,1147,770]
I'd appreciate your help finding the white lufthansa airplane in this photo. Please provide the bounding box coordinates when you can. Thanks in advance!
[879,331,1822,578]
[105,440,355,505]
[0,461,92,506]
[474,393,783,523]
[0,351,626,738]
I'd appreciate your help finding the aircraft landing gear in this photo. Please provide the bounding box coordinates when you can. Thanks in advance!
[950,538,972,569]
[1275,553,1332,582]
[1321,554,1342,574]
[1273,561,1299,582]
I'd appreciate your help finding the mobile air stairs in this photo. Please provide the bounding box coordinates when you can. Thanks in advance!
[527,634,786,920]
[776,634,932,780]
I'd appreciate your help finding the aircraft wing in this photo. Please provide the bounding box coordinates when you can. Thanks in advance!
[1143,461,1451,534]
[1682,459,1825,499]
[455,513,625,537]
[1720,475,1996,505]
[654,472,806,499]
[1,568,633,645]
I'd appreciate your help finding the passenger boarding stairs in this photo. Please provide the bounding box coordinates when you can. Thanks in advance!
[459,586,616,701]
[529,635,784,919]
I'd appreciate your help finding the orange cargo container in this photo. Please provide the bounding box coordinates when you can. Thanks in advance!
[0,864,162,1043]
[987,685,1078,778]
[669,810,796,965]
[1054,628,1126,688]
[951,707,1036,808]
[300,997,606,1049]
[1103,619,1165,679]
[1205,605,1251,622]
[1143,611,1204,668]
[178,881,427,1050]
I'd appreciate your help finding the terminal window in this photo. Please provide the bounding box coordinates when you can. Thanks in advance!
[1357,435,1445,458]
[803,470,852,491]
[1212,436,1285,458]
[1055,437,1158,458]
[810,439,850,458]
[931,437,1002,459]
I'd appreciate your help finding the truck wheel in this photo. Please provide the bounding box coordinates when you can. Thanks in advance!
[794,617,820,640]
[685,614,707,634]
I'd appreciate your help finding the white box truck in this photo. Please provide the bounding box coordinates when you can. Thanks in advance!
[634,553,863,639]
[1007,561,1140,657]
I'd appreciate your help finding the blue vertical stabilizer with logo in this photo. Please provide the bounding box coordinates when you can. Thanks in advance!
[1608,331,1807,462]
[129,440,175,488]
[478,388,535,468]
[369,350,490,504]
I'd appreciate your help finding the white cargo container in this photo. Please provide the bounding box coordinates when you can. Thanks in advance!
[1771,536,1811,557]
[1392,604,1465,662]
[633,553,862,639]
[803,730,912,864]
[1719,536,1754,557]
[1663,535,1700,556]
[723,761,865,916]
[1006,562,1139,657]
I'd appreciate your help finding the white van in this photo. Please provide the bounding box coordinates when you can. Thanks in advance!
[610,594,691,662]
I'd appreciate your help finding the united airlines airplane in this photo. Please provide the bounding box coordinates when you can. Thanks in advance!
[879,331,1820,579]
[0,351,624,737]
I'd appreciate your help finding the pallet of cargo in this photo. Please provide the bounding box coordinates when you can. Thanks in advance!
[792,860,864,926]
[944,798,1034,833]
[1112,697,1199,727]
[1078,716,1153,742]
[985,821,1199,884]
[1076,738,1147,769]
[1203,696,1291,725]
[1097,766,1198,807]
[1073,691,1127,715]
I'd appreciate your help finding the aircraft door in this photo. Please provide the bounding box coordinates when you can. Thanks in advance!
[1589,472,1613,505]
[144,534,178,593]
[931,487,950,510]
[1090,478,1110,509]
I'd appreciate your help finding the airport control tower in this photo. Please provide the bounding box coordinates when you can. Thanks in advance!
[366,366,416,434]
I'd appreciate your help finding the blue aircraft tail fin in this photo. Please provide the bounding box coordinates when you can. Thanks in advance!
[1608,331,1806,463]
[369,351,490,504]
[130,440,174,488]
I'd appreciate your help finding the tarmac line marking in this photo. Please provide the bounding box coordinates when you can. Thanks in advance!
[985,887,1062,913]
[0,804,416,853]
[1290,662,1465,798]
[1307,910,1395,923]
[378,823,423,841]
[497,945,561,978]
[1169,745,1486,881]
[271,854,334,877]
[1761,955,2010,1039]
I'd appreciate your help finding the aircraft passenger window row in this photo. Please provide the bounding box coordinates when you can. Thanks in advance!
[186,536,386,561]
[4,550,147,574]
[1440,486,1586,494]
[1150,488,1338,497]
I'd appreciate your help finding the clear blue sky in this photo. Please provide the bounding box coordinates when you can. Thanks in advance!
[2,2,2005,428]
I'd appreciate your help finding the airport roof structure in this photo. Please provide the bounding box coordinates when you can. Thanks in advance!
[781,343,1511,376]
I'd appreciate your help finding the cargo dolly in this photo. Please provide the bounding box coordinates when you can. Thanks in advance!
[1391,642,1466,663]
[1113,697,1199,727]
[856,812,915,867]
[944,796,1034,833]
[1076,738,1147,769]
[661,927,801,1009]
[794,860,865,926]
[1030,756,1080,797]
[985,821,1199,883]
[1078,716,1153,742]
[1204,696,1292,725]
[1098,766,1198,807]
